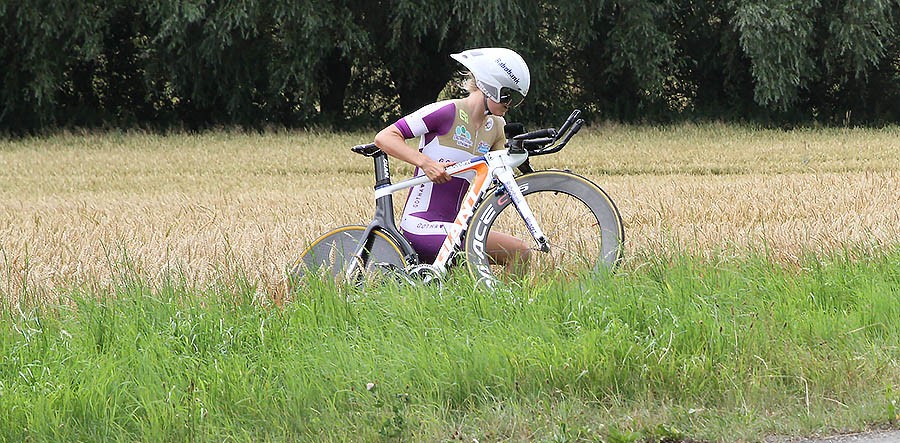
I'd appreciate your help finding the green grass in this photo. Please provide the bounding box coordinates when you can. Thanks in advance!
[1,249,897,442]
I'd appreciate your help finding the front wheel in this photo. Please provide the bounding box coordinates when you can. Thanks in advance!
[464,170,624,283]
[289,225,409,285]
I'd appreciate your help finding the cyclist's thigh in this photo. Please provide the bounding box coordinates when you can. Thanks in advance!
[400,214,453,264]
[486,231,531,265]
[402,231,446,264]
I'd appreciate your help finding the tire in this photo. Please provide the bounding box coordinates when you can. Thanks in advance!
[464,170,624,283]
[290,225,408,284]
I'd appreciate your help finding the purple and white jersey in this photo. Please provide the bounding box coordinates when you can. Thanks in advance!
[393,99,506,260]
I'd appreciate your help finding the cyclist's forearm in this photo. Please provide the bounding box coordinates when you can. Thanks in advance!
[375,125,452,183]
[374,126,430,169]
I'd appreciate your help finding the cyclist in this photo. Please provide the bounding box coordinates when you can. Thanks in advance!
[374,47,532,272]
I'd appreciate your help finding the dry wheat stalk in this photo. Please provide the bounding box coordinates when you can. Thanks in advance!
[1,125,897,301]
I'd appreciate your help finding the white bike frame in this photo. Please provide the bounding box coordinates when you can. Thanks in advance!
[350,149,550,280]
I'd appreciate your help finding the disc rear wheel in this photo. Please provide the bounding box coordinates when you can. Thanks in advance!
[290,225,408,285]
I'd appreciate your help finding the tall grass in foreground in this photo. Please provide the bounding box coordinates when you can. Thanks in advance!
[1,250,898,442]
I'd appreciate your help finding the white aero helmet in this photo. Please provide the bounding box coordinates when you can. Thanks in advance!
[451,47,530,107]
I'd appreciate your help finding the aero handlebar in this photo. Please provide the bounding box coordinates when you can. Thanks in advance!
[505,109,584,156]
[353,109,585,159]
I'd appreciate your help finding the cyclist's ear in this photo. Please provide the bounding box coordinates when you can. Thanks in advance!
[504,123,525,138]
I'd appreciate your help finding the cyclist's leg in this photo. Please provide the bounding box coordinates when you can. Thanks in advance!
[401,230,444,264]
[486,231,531,275]
[399,214,451,264]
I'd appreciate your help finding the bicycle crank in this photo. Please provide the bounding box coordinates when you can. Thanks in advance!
[406,264,444,287]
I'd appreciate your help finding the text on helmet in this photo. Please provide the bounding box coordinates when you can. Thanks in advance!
[495,58,520,85]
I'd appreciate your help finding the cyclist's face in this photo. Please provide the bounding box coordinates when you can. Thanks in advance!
[486,98,509,116]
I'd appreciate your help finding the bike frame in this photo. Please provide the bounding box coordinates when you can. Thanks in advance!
[345,148,549,280]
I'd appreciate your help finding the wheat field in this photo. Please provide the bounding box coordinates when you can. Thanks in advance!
[1,124,897,301]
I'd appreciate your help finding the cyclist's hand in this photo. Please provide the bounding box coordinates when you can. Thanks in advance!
[421,159,455,184]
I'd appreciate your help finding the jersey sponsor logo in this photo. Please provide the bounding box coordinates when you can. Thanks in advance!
[484,118,494,131]
[410,183,426,207]
[453,125,473,149]
[458,108,469,124]
[477,141,490,154]
[416,221,444,230]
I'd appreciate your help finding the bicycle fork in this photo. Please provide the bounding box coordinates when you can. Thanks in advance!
[439,164,551,276]
[493,167,551,253]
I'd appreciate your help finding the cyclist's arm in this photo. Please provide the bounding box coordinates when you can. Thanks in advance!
[374,124,454,184]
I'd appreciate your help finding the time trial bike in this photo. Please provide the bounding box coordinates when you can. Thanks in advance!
[290,110,624,288]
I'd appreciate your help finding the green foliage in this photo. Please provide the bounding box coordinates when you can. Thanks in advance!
[0,249,898,440]
[733,0,820,110]
[824,0,895,78]
[729,0,900,122]
[1,0,897,132]
[1,0,112,127]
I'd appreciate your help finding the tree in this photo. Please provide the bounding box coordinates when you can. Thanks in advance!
[1,0,896,133]
[731,0,899,122]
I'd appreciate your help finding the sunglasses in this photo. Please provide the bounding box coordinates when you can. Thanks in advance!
[479,80,526,108]
[498,87,526,108]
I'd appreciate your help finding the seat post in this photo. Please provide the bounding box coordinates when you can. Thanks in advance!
[357,146,417,264]
[372,150,392,189]
[371,150,397,224]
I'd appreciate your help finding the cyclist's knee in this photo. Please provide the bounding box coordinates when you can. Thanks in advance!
[487,233,530,265]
